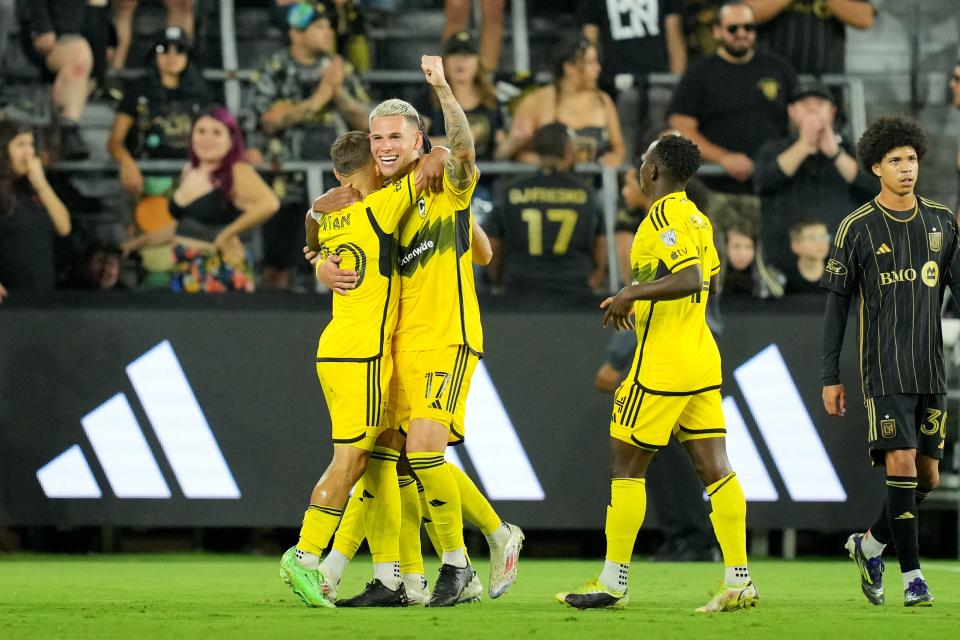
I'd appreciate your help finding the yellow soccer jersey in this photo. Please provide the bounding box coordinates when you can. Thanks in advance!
[627,191,721,393]
[316,172,418,361]
[392,168,483,354]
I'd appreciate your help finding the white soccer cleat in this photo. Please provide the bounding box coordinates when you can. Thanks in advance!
[696,581,759,613]
[488,522,524,599]
[402,575,430,606]
[458,573,483,604]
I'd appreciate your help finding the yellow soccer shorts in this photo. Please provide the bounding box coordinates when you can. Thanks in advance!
[316,354,394,451]
[610,384,726,451]
[387,345,479,445]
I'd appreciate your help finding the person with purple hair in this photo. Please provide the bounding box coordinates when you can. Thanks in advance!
[121,107,280,292]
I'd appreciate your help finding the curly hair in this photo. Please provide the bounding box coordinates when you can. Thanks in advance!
[652,134,702,184]
[856,114,928,175]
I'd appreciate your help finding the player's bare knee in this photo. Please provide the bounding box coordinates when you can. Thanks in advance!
[330,446,368,482]
[610,438,651,478]
[884,449,917,476]
[917,464,940,489]
[376,428,405,452]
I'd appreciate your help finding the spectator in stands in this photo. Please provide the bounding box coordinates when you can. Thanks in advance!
[331,0,372,75]
[668,0,796,231]
[498,39,625,168]
[745,0,875,75]
[255,0,370,156]
[255,0,371,288]
[951,60,960,219]
[486,123,605,297]
[112,0,195,71]
[680,1,722,62]
[720,221,783,299]
[580,0,687,86]
[753,81,873,270]
[121,108,279,292]
[0,120,71,298]
[782,218,829,295]
[17,1,115,160]
[272,1,373,74]
[424,32,506,162]
[443,0,505,73]
[107,26,212,197]
[63,241,127,290]
[579,0,687,154]
[0,0,13,93]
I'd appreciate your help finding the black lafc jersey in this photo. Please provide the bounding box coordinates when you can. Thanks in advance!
[821,196,960,397]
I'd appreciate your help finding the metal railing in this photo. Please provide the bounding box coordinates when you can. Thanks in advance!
[53,158,722,293]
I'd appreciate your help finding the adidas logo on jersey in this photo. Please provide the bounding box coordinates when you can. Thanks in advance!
[875,243,892,255]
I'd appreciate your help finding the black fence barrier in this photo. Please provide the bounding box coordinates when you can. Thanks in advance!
[0,294,898,530]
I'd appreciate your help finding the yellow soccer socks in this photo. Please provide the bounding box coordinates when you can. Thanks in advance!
[297,504,343,565]
[398,475,426,576]
[408,452,467,567]
[599,478,646,592]
[450,463,505,540]
[365,446,402,588]
[707,472,750,585]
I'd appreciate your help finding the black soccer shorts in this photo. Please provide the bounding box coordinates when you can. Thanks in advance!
[864,394,946,465]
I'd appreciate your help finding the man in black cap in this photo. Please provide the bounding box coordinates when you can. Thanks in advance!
[108,25,212,197]
[753,80,874,272]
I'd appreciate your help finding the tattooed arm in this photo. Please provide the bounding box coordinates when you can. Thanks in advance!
[420,55,476,190]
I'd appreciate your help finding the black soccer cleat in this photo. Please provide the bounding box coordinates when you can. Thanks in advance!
[903,578,934,607]
[336,579,408,608]
[426,563,477,607]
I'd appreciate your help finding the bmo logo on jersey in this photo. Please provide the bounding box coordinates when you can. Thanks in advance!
[879,263,939,287]
[879,268,917,286]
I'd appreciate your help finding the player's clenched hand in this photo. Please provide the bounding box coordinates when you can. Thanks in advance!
[415,146,449,194]
[601,286,637,331]
[315,253,358,296]
[822,384,846,417]
[421,55,447,87]
[313,185,361,216]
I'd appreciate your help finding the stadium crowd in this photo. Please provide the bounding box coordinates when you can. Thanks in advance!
[0,0,957,306]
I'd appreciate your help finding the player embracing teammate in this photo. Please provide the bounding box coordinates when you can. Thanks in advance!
[281,55,523,609]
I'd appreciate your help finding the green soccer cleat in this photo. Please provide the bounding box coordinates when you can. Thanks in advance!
[556,578,628,610]
[696,581,759,613]
[279,547,336,608]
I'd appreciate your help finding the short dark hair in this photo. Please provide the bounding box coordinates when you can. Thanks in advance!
[856,114,928,175]
[651,134,702,184]
[789,218,827,240]
[727,221,756,241]
[532,123,572,159]
[330,131,373,175]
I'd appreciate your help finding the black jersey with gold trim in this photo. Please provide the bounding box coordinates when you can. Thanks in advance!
[821,196,960,397]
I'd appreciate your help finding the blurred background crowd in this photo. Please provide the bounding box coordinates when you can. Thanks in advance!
[0,0,958,307]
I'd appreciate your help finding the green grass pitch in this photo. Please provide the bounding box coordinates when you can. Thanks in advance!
[1,555,958,639]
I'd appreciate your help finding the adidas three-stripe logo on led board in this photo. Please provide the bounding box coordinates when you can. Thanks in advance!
[36,341,241,499]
